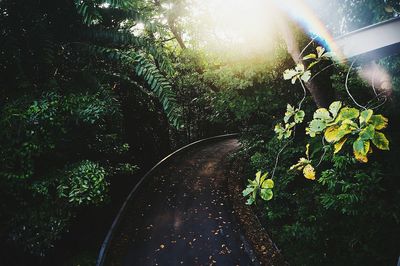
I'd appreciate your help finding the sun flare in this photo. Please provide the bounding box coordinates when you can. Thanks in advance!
[189,0,280,56]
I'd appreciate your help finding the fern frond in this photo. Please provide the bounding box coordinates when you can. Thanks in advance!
[75,0,154,25]
[97,8,145,21]
[86,45,182,128]
[86,29,173,75]
[99,0,136,9]
[74,0,102,25]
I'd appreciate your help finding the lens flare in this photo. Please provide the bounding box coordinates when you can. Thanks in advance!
[272,0,345,61]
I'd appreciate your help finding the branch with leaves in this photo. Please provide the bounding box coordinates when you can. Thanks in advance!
[243,45,390,205]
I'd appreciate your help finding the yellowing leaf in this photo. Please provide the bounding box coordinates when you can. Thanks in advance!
[255,171,261,184]
[294,110,305,123]
[260,172,268,184]
[334,137,348,154]
[336,107,360,122]
[303,164,316,180]
[303,53,317,60]
[353,138,370,156]
[341,119,358,129]
[316,46,325,58]
[359,124,375,141]
[305,143,310,158]
[354,149,368,163]
[336,122,356,140]
[372,131,390,150]
[290,157,309,170]
[324,125,341,143]
[308,119,327,134]
[353,138,370,163]
[262,179,274,189]
[369,115,388,130]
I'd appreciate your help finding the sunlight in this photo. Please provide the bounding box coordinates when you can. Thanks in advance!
[189,0,280,56]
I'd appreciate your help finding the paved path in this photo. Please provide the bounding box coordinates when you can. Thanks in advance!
[106,139,253,266]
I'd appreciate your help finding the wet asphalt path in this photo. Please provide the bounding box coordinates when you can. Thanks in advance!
[106,138,253,266]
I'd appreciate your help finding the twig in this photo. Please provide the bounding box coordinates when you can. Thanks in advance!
[298,79,307,110]
[298,36,318,62]
[308,63,335,82]
[345,58,367,110]
[316,137,328,167]
[271,136,293,180]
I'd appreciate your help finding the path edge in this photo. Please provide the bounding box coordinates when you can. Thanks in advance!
[96,133,238,266]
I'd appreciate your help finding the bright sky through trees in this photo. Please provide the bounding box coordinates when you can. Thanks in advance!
[188,0,281,56]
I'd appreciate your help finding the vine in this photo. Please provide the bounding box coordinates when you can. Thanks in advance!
[243,45,390,205]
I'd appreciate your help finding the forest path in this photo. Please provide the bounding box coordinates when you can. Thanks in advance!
[106,138,254,266]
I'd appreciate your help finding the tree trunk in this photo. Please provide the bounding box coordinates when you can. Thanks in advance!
[154,0,186,50]
[278,19,335,108]
[167,19,187,50]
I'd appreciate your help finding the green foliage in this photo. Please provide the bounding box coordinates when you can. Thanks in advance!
[91,46,181,127]
[274,104,305,140]
[237,129,400,265]
[58,160,108,205]
[242,171,274,205]
[235,26,399,265]
[306,101,389,163]
[74,0,182,128]
[283,46,333,84]
[0,88,132,256]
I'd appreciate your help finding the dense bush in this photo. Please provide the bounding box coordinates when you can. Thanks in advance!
[0,88,132,256]
[58,160,108,206]
[0,0,178,260]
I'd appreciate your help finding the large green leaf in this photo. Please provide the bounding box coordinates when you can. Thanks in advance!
[359,109,373,125]
[359,124,375,140]
[369,114,388,130]
[372,131,390,150]
[309,119,327,134]
[353,138,370,156]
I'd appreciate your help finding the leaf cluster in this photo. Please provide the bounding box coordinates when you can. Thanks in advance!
[242,171,274,205]
[307,101,389,163]
[274,104,305,140]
